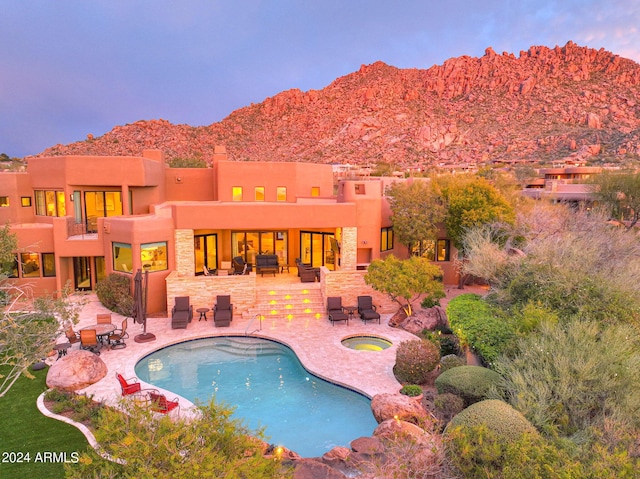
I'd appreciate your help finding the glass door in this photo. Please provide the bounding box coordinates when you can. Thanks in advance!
[84,191,123,233]
[232,231,288,267]
[194,234,218,275]
[73,257,92,291]
[300,232,336,270]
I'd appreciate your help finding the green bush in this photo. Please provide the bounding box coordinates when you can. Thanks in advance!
[446,399,539,443]
[439,354,464,372]
[399,384,423,397]
[446,293,516,365]
[420,293,443,309]
[435,365,503,406]
[96,273,134,316]
[393,339,440,384]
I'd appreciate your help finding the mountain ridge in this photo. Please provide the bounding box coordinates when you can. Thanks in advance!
[36,41,640,169]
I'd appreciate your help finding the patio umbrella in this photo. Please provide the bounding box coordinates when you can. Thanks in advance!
[133,269,156,343]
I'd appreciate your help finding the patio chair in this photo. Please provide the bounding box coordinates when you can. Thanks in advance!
[97,313,112,324]
[213,295,233,327]
[326,297,349,326]
[64,325,81,346]
[116,372,142,396]
[296,258,320,282]
[109,318,129,349]
[80,329,100,354]
[357,295,381,324]
[232,256,252,275]
[171,296,193,329]
[148,390,180,416]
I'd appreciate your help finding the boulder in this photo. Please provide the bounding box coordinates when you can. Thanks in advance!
[46,350,107,391]
[350,436,385,456]
[374,418,434,447]
[371,393,429,425]
[293,458,347,479]
[400,306,448,334]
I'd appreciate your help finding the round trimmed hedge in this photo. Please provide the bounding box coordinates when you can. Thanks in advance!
[445,399,539,442]
[435,365,503,406]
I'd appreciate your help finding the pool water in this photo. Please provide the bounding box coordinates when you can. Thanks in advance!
[135,336,379,457]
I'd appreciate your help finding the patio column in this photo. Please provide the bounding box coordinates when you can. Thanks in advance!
[174,229,195,276]
[340,226,357,270]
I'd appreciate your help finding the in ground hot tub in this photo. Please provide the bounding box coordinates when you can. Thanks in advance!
[341,335,392,351]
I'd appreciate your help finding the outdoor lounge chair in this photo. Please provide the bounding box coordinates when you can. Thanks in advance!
[357,295,381,324]
[171,296,193,329]
[116,372,142,396]
[148,390,180,416]
[109,318,129,349]
[326,297,349,326]
[213,295,233,327]
[80,329,100,354]
[232,256,252,275]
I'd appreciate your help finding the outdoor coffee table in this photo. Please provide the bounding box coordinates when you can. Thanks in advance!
[196,307,210,321]
[344,306,358,321]
[53,342,71,360]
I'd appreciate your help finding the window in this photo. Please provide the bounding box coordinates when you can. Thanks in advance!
[194,234,217,275]
[42,253,56,277]
[355,184,365,195]
[21,197,31,207]
[113,242,133,273]
[0,196,9,207]
[255,187,265,201]
[141,242,168,272]
[380,227,394,251]
[276,187,287,202]
[1,254,18,278]
[21,252,40,277]
[34,190,66,216]
[411,239,450,261]
[232,187,243,201]
[311,187,320,197]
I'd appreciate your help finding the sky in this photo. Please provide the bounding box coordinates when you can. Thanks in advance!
[2,0,640,158]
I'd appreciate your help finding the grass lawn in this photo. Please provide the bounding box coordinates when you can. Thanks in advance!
[0,365,90,479]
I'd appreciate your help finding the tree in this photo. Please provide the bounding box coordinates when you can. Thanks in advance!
[386,179,446,254]
[365,255,444,316]
[166,156,207,168]
[588,170,640,229]
[0,225,84,397]
[434,175,515,252]
[66,398,289,479]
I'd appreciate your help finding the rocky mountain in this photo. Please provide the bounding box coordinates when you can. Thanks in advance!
[37,41,640,170]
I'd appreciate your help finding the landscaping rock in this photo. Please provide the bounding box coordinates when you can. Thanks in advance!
[293,458,347,479]
[400,306,448,334]
[350,436,385,455]
[374,418,432,446]
[46,350,107,391]
[371,392,429,425]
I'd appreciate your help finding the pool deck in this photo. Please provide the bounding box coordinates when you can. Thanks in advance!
[65,285,485,412]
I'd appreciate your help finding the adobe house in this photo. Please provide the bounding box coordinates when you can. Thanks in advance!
[0,148,459,316]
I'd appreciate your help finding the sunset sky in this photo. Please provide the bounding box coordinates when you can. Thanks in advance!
[2,0,639,157]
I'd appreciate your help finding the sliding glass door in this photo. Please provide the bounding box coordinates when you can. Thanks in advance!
[300,231,336,270]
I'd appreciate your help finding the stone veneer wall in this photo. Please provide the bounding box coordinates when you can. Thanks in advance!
[165,271,257,318]
[174,229,195,277]
[320,268,395,314]
[340,226,357,270]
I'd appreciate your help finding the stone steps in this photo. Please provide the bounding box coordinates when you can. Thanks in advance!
[246,285,326,321]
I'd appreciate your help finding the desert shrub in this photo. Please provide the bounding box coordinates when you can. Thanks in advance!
[439,334,460,356]
[446,294,516,365]
[399,384,423,397]
[435,365,503,406]
[166,156,207,168]
[444,423,582,479]
[420,294,442,309]
[434,392,465,425]
[393,339,440,384]
[494,319,640,442]
[439,354,464,372]
[96,273,134,316]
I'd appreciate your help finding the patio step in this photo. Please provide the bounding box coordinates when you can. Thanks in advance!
[247,286,326,321]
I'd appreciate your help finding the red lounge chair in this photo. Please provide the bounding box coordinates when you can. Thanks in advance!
[148,391,180,416]
[116,373,142,396]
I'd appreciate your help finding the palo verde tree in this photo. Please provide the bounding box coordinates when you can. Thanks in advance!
[365,254,445,316]
[0,224,84,397]
[386,179,446,256]
[587,169,640,229]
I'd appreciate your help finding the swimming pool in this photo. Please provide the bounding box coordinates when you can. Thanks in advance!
[134,336,379,458]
